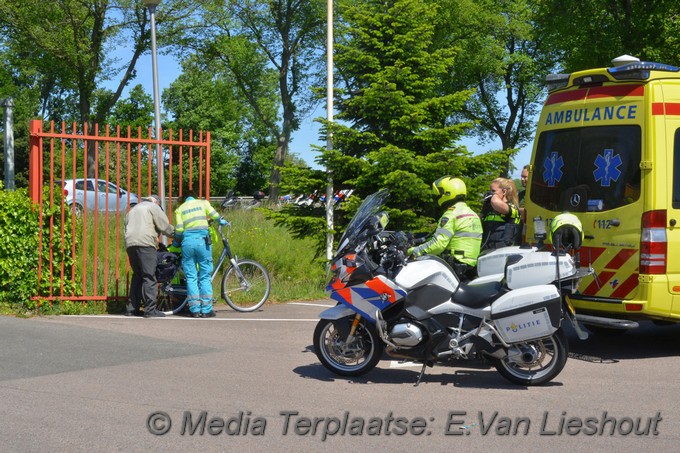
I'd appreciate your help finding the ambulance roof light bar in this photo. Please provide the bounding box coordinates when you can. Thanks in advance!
[545,55,680,93]
[608,54,679,80]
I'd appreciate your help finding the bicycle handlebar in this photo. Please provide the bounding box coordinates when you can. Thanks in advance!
[216,222,232,241]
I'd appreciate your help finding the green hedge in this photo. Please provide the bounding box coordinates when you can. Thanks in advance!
[0,183,78,311]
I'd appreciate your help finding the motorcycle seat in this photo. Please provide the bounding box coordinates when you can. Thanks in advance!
[451,281,504,309]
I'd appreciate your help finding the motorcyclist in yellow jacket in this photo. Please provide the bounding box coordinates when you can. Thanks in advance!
[173,194,227,318]
[408,176,483,281]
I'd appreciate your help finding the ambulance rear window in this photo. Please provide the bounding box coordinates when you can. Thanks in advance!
[530,125,641,212]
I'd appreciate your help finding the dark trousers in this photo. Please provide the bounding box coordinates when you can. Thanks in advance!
[126,246,158,313]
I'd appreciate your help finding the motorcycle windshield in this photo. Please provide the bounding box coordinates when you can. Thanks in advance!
[336,189,390,255]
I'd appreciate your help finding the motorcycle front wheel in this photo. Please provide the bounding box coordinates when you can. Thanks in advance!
[491,328,568,386]
[313,318,384,377]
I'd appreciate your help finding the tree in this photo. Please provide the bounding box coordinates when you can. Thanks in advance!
[438,0,556,177]
[0,0,205,177]
[162,55,277,197]
[271,0,509,255]
[329,0,508,223]
[106,84,154,129]
[203,0,327,201]
[536,0,680,71]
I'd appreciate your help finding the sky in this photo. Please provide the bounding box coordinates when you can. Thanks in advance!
[127,52,532,179]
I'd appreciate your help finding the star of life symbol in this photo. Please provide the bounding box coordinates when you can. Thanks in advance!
[543,152,564,187]
[593,149,622,187]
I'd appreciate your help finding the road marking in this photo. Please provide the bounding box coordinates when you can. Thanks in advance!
[64,315,318,321]
[287,302,334,307]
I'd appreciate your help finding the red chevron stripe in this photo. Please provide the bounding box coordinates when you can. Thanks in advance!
[335,287,352,305]
[579,247,607,267]
[605,248,637,270]
[583,271,616,295]
[365,277,396,302]
[611,273,640,298]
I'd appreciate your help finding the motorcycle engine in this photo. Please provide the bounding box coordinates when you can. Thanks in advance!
[388,322,425,347]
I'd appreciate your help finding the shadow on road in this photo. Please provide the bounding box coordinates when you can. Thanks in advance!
[296,345,564,390]
[565,320,680,361]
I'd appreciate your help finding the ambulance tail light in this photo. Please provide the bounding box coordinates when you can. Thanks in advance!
[640,210,667,275]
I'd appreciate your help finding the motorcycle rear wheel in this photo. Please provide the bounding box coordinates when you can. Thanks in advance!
[313,318,384,377]
[491,328,568,386]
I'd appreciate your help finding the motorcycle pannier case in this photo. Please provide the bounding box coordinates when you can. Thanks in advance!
[477,246,536,277]
[504,252,576,290]
[490,285,562,342]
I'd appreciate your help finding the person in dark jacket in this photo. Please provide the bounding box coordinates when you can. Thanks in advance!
[124,194,175,317]
[481,177,521,250]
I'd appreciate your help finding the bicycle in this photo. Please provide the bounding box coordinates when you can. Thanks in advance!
[156,223,271,314]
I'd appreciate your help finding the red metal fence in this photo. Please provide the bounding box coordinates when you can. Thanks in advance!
[28,119,211,304]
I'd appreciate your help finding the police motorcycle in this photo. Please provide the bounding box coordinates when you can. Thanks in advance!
[314,189,588,386]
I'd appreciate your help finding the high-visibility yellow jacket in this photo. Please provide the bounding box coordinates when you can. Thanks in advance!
[174,197,220,240]
[411,202,483,267]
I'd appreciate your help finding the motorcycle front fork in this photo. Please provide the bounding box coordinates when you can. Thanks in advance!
[343,313,362,344]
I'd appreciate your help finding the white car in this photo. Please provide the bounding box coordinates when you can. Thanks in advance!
[55,179,138,214]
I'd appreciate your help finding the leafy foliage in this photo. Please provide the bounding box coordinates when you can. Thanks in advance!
[440,0,552,176]
[203,0,327,200]
[163,54,272,197]
[536,0,680,71]
[0,184,78,308]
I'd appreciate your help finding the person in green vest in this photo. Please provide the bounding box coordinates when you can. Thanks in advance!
[173,193,228,318]
[408,176,483,281]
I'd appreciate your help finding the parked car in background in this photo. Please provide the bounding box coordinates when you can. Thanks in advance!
[55,179,138,215]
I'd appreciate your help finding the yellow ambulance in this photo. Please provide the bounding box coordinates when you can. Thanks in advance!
[525,55,680,329]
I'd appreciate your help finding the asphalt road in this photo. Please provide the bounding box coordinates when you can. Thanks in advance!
[1,301,679,452]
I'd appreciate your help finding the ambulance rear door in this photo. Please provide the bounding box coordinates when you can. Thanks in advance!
[528,84,645,306]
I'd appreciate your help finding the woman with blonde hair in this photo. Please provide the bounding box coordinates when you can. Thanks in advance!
[480,177,521,250]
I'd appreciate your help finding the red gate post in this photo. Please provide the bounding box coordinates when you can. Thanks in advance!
[28,120,42,203]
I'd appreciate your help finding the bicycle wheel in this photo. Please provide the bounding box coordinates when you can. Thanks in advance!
[221,259,271,312]
[156,282,188,315]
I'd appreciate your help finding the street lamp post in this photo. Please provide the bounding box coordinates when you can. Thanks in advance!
[143,0,165,212]
[325,0,334,262]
